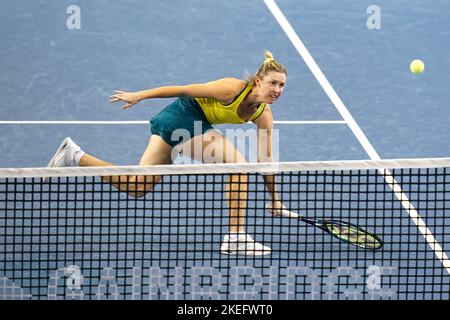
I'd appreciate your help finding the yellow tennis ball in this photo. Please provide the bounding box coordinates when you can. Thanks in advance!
[410,59,425,74]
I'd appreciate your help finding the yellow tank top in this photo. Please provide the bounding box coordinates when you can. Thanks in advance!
[194,83,266,125]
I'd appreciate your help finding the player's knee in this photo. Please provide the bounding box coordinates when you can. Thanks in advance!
[229,175,248,187]
[129,184,153,198]
[127,175,161,198]
[131,190,148,199]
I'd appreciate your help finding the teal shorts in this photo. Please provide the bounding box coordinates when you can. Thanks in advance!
[149,96,214,147]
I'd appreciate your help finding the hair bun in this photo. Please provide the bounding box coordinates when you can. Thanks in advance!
[246,50,286,84]
[264,50,274,64]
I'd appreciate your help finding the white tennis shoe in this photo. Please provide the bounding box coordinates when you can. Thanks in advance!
[47,137,83,168]
[266,203,300,218]
[221,233,271,256]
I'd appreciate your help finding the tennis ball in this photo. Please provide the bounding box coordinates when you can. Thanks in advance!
[410,59,425,74]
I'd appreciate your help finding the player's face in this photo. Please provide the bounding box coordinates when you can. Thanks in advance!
[256,71,286,104]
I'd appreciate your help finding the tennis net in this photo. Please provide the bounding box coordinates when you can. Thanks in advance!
[0,158,449,300]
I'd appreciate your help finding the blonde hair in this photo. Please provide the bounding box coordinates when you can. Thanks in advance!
[247,51,287,84]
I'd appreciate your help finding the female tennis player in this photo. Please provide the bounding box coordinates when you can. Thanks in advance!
[47,51,296,255]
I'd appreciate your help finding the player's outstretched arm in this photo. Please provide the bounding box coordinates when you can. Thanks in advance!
[109,78,242,110]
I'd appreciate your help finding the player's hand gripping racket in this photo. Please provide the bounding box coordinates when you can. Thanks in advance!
[266,203,383,250]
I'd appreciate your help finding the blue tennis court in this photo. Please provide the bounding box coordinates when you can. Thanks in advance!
[0,0,449,301]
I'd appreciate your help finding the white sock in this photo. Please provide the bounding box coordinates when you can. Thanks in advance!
[73,150,85,166]
[228,231,245,241]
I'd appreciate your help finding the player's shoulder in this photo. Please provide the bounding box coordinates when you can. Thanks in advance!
[253,104,273,128]
[207,78,246,97]
[212,77,246,88]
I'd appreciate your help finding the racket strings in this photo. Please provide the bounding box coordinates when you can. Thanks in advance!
[327,223,382,250]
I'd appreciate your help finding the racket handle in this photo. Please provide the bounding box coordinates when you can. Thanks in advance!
[265,203,301,218]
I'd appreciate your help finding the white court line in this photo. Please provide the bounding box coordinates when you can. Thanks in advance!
[275,120,345,125]
[0,120,346,125]
[264,0,450,273]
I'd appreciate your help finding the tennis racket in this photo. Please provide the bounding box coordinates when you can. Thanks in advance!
[298,216,383,250]
[266,204,383,250]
